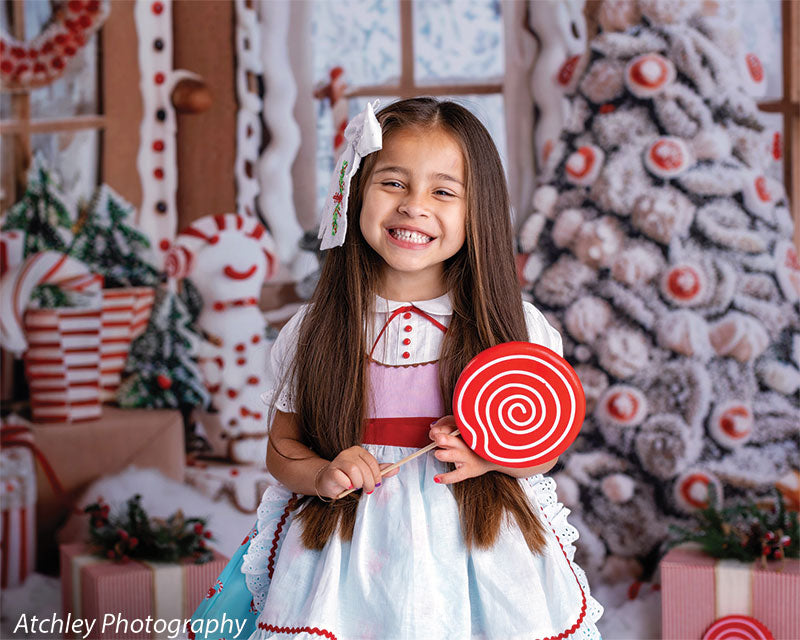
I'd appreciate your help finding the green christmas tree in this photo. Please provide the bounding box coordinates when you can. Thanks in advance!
[69,184,160,288]
[1,153,76,256]
[116,287,209,411]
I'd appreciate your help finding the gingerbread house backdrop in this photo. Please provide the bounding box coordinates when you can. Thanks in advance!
[0,0,799,637]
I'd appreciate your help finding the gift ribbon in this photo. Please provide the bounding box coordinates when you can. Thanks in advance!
[715,560,752,618]
[0,424,82,515]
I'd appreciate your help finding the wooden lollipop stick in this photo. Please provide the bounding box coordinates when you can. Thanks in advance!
[335,429,460,499]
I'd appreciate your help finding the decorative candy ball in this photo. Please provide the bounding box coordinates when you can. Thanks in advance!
[709,401,753,448]
[674,468,722,512]
[565,145,605,186]
[625,53,676,98]
[156,374,172,390]
[702,615,774,640]
[453,341,585,468]
[644,137,692,178]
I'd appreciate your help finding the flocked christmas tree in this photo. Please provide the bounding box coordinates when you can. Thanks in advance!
[70,184,160,288]
[117,287,209,412]
[517,0,800,580]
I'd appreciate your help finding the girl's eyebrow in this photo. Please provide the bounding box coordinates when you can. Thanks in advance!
[374,165,464,186]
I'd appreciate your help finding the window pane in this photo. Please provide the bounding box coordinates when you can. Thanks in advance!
[312,0,400,88]
[734,0,782,101]
[30,130,100,205]
[413,0,503,85]
[30,33,100,119]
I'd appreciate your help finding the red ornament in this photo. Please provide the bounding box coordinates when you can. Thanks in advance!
[154,72,165,84]
[453,342,585,468]
[153,140,165,152]
[156,374,172,389]
[745,53,764,83]
[152,2,164,15]
[154,168,164,180]
[557,54,581,86]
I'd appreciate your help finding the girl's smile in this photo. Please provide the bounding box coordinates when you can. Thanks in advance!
[360,126,467,300]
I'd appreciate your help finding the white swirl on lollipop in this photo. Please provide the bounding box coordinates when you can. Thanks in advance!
[709,400,753,448]
[565,145,605,186]
[625,52,675,98]
[644,136,692,179]
[454,350,581,467]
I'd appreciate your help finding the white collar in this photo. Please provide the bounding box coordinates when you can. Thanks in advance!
[375,292,453,316]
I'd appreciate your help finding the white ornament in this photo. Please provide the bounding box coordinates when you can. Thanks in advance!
[565,296,611,344]
[601,473,636,503]
[625,53,675,98]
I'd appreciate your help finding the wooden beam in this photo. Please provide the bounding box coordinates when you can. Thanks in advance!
[0,115,106,135]
[347,83,503,98]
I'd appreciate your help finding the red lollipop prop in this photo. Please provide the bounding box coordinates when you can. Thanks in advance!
[453,341,585,468]
[336,341,585,498]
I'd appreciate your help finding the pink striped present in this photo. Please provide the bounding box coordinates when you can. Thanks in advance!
[23,307,103,423]
[0,423,37,588]
[60,543,228,639]
[661,544,800,640]
[99,287,155,402]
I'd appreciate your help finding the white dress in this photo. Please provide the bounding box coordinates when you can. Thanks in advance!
[237,294,603,640]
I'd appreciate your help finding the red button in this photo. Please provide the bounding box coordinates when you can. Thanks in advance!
[404,325,412,332]
[403,312,412,319]
[402,352,410,359]
[403,338,411,345]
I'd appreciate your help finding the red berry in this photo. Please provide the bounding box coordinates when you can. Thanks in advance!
[106,550,116,559]
[156,374,172,389]
[204,530,212,538]
[194,523,204,534]
[129,537,138,548]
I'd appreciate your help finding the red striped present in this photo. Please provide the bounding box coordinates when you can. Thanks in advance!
[23,307,103,423]
[60,543,228,639]
[661,544,800,640]
[99,287,155,401]
[0,423,37,588]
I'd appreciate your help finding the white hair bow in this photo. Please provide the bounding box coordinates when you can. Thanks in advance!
[318,100,383,250]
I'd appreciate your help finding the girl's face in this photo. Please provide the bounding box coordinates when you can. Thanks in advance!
[359,126,467,300]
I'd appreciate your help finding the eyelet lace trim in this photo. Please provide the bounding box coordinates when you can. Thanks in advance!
[241,485,297,613]
[524,474,604,638]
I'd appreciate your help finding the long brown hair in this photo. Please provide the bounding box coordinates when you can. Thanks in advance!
[280,97,547,554]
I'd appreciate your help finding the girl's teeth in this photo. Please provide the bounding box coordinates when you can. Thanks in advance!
[391,229,431,244]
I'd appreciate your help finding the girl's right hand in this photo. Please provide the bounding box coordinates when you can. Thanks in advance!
[315,446,399,499]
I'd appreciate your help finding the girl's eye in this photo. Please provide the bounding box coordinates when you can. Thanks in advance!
[435,190,455,197]
[382,181,403,189]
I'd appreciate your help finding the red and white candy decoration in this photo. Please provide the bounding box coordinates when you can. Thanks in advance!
[596,385,648,428]
[742,173,781,218]
[774,240,800,302]
[565,145,605,186]
[0,251,102,356]
[738,52,767,98]
[645,137,693,179]
[0,0,110,90]
[703,615,774,640]
[709,401,753,448]
[674,468,722,513]
[453,341,585,468]
[661,262,708,307]
[625,52,675,98]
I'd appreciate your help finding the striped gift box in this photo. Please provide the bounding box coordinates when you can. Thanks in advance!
[661,544,800,639]
[99,287,155,402]
[60,543,228,640]
[0,425,37,588]
[23,307,103,423]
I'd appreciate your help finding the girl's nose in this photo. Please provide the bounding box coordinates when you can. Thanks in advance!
[398,196,430,217]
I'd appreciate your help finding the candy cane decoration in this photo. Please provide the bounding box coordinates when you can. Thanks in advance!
[0,251,102,356]
[337,341,585,498]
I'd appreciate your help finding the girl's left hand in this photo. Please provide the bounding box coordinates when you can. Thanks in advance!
[428,415,496,484]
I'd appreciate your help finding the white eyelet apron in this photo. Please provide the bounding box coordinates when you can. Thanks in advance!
[240,306,603,640]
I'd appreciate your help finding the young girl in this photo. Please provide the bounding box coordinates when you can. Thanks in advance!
[191,98,602,640]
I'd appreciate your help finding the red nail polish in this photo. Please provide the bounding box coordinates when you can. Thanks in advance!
[434,477,441,483]
[348,485,353,489]
[366,491,373,495]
